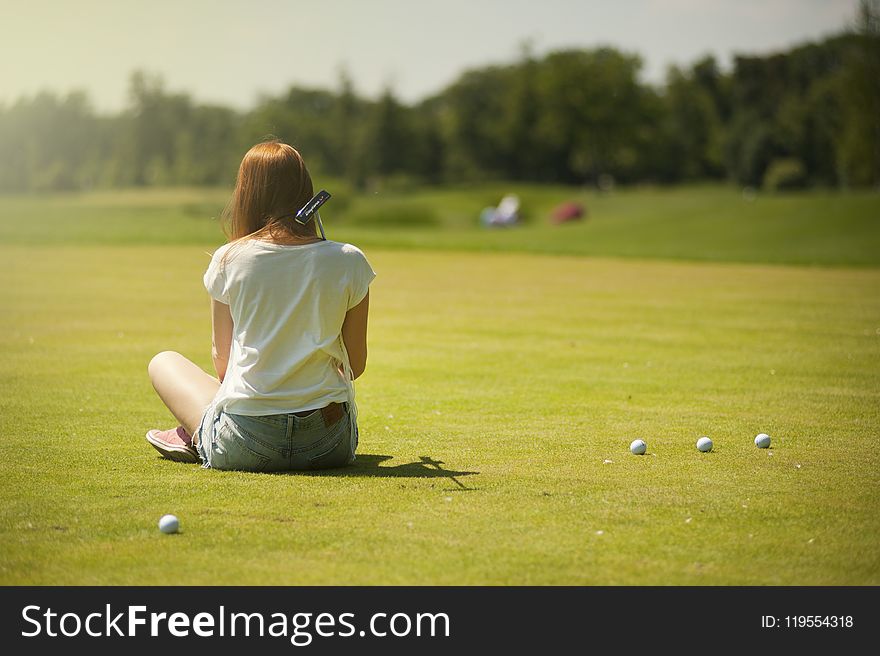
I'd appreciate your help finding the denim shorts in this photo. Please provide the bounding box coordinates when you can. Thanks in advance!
[195,401,357,472]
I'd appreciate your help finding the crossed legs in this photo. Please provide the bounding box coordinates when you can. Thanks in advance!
[148,351,220,438]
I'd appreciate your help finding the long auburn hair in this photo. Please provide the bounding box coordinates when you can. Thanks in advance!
[221,139,317,243]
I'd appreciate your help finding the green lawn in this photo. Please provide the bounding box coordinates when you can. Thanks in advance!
[2,184,878,266]
[0,186,878,584]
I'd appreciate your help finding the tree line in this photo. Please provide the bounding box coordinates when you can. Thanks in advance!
[1,4,877,193]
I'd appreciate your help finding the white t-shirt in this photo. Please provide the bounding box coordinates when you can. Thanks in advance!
[203,239,376,416]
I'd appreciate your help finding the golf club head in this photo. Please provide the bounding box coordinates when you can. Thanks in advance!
[294,189,331,240]
[295,190,331,225]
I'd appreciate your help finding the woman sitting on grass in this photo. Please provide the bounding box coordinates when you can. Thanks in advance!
[145,140,375,471]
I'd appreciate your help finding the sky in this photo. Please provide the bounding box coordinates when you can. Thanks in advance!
[0,0,858,112]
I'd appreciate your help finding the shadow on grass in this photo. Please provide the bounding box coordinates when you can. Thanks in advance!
[291,454,479,490]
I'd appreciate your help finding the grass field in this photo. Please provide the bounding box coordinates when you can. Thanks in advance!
[2,184,878,265]
[0,185,878,584]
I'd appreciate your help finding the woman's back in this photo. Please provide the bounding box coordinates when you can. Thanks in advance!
[146,139,375,471]
[205,238,375,416]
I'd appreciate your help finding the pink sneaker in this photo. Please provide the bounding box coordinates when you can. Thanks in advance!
[145,426,199,463]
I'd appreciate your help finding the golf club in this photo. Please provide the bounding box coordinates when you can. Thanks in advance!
[294,189,331,240]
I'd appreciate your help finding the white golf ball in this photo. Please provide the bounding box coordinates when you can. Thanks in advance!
[696,436,713,452]
[630,439,647,455]
[158,514,179,534]
[755,433,771,448]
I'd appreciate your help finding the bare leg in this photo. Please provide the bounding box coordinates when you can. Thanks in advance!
[148,351,220,437]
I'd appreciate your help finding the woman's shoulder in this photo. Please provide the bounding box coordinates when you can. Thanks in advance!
[317,242,374,280]
[321,241,369,260]
[211,239,369,269]
[208,241,236,262]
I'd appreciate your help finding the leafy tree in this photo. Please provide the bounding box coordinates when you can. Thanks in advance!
[367,87,413,179]
[665,63,725,180]
[0,6,878,192]
[836,0,880,186]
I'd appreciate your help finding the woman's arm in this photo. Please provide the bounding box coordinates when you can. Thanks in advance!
[211,299,234,382]
[341,291,370,380]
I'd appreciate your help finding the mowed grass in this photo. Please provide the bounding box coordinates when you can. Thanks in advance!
[1,245,879,584]
[0,186,878,584]
[1,184,878,266]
